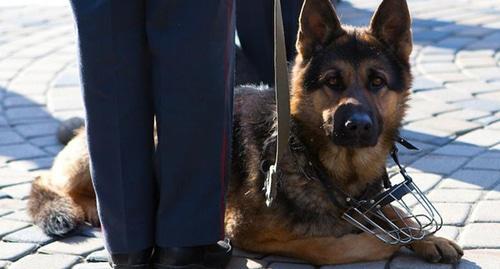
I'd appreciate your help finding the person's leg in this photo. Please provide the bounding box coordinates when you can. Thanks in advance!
[236,0,303,85]
[69,0,156,255]
[146,0,235,247]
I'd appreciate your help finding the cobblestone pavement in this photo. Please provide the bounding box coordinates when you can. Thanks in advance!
[1,0,500,268]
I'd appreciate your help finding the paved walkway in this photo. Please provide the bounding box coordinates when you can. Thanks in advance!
[1,0,500,268]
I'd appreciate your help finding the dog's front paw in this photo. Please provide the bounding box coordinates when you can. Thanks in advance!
[409,235,463,264]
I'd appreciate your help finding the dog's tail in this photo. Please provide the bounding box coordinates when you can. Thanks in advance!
[28,174,84,236]
[57,117,85,145]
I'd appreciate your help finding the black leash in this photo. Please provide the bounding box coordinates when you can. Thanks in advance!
[263,0,290,207]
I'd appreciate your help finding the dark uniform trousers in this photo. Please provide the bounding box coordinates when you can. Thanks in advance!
[69,0,302,254]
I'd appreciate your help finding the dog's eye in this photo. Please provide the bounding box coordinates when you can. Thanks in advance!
[325,75,343,90]
[328,77,339,87]
[370,77,386,91]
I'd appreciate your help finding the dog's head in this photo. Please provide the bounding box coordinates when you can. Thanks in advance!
[291,0,412,151]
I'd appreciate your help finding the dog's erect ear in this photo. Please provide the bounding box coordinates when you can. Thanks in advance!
[370,0,412,62]
[296,0,345,60]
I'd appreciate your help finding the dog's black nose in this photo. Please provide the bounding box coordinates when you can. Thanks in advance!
[344,113,373,137]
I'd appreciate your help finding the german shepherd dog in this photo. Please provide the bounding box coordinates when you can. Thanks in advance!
[28,0,463,265]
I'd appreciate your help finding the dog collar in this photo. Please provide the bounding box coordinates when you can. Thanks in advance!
[266,134,443,245]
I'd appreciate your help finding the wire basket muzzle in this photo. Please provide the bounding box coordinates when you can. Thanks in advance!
[341,176,443,245]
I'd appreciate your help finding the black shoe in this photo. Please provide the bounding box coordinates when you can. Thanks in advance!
[152,239,232,269]
[109,247,153,269]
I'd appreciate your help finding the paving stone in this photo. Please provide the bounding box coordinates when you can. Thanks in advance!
[474,90,500,103]
[30,135,61,147]
[465,151,500,170]
[402,110,431,123]
[53,71,80,88]
[399,128,452,146]
[413,88,472,103]
[445,81,500,94]
[75,226,102,238]
[428,189,482,203]
[8,116,54,126]
[2,210,33,223]
[427,72,472,83]
[456,57,498,68]
[44,144,63,155]
[389,153,424,168]
[407,98,460,116]
[14,121,59,138]
[0,261,10,268]
[268,263,314,269]
[320,261,386,269]
[72,263,111,269]
[1,183,31,199]
[0,191,9,199]
[0,130,24,146]
[486,183,500,200]
[0,164,34,188]
[3,95,46,108]
[457,249,500,269]
[39,236,104,256]
[420,46,456,55]
[6,82,47,95]
[413,31,451,43]
[389,253,452,269]
[0,143,46,163]
[391,172,442,193]
[464,67,500,81]
[431,143,485,157]
[488,120,500,130]
[453,99,500,113]
[436,37,477,49]
[5,106,51,120]
[417,54,455,63]
[226,257,268,269]
[469,200,500,222]
[411,76,443,91]
[0,199,27,210]
[9,253,80,269]
[455,25,492,37]
[0,209,13,218]
[434,225,460,240]
[430,203,471,225]
[48,95,84,112]
[0,219,30,238]
[85,249,108,263]
[0,116,8,127]
[405,118,481,136]
[0,241,37,261]
[52,110,86,122]
[440,169,500,190]
[439,109,491,121]
[456,129,500,147]
[474,115,500,125]
[8,156,54,171]
[419,62,460,74]
[409,155,469,175]
[3,225,55,244]
[460,223,500,248]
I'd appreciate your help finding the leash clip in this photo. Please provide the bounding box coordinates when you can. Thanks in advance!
[263,164,279,207]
